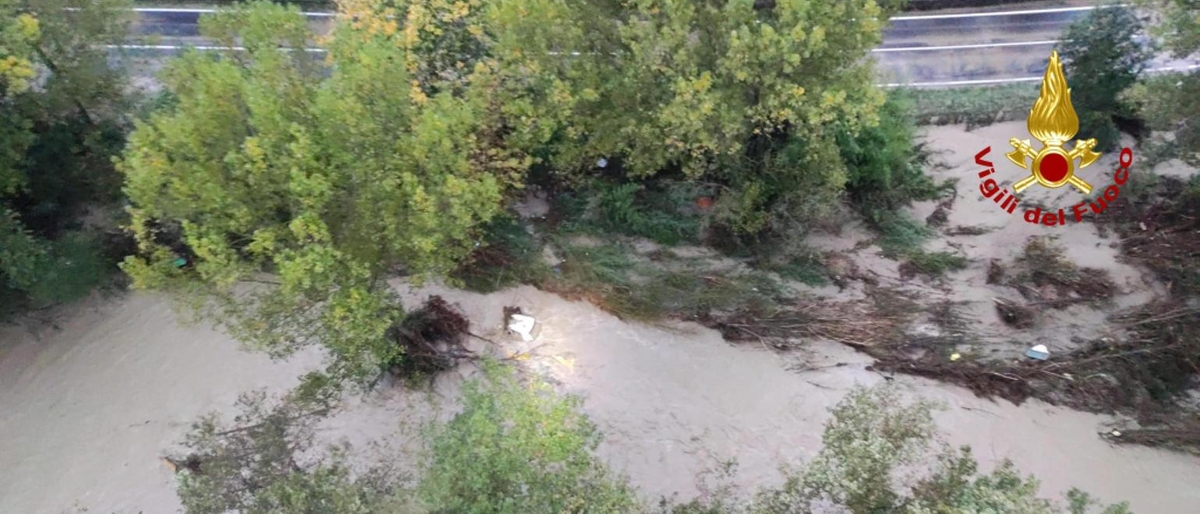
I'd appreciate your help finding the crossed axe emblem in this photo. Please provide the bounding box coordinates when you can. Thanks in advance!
[1006,137,1101,194]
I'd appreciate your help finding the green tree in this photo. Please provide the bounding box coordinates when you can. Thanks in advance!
[483,0,902,234]
[1124,0,1199,164]
[121,2,524,380]
[418,363,640,513]
[1,0,131,313]
[1060,4,1152,151]
[1149,0,1199,56]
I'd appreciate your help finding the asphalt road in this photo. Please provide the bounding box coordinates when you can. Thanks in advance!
[120,6,1198,86]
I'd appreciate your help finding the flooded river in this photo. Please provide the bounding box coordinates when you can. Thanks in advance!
[2,285,1199,513]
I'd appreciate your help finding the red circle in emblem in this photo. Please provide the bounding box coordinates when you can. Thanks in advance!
[1040,153,1069,183]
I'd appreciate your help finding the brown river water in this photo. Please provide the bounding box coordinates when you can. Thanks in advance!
[2,284,1199,513]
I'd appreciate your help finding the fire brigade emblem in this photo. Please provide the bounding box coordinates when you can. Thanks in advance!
[1006,51,1101,194]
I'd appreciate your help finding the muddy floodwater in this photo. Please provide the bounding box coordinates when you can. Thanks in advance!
[2,285,1200,513]
[3,121,1200,513]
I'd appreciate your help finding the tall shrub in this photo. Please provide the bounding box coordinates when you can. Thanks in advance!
[491,0,902,234]
[1060,4,1152,151]
[121,3,524,381]
[1,0,131,311]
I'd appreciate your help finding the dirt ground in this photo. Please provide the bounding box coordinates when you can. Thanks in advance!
[805,122,1165,358]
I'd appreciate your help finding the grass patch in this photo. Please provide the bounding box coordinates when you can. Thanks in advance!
[450,216,549,293]
[900,250,969,279]
[754,249,829,286]
[875,212,932,256]
[556,182,706,245]
[455,221,790,323]
[909,83,1039,129]
[545,239,786,322]
[873,212,968,279]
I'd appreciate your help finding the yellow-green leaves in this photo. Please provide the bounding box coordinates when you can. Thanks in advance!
[0,14,38,94]
[487,0,892,233]
[121,2,519,382]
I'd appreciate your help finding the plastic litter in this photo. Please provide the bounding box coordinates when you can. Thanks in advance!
[507,313,538,342]
[949,353,961,362]
[596,158,609,168]
[1025,344,1050,360]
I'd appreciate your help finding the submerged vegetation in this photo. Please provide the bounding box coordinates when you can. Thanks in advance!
[2,0,1199,509]
[173,367,1133,514]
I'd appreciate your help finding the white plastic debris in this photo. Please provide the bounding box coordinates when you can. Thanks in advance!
[508,313,538,342]
[596,158,609,168]
[1025,344,1050,361]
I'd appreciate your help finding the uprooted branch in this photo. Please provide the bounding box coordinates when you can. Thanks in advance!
[386,296,474,379]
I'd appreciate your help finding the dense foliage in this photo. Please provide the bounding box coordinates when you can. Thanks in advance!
[340,0,910,238]
[489,0,906,234]
[121,0,933,379]
[1125,0,1200,164]
[120,3,524,380]
[1060,4,1152,151]
[0,0,131,313]
[418,364,641,513]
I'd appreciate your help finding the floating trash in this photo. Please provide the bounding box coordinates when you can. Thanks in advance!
[507,313,538,342]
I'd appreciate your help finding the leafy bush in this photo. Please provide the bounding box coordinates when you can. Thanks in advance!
[173,374,1136,514]
[418,363,640,513]
[0,0,131,312]
[840,92,941,215]
[121,3,526,381]
[483,0,902,235]
[1124,71,1200,165]
[22,231,112,304]
[1120,0,1199,164]
[1147,0,1200,58]
[675,385,1132,514]
[1060,4,1152,151]
[451,215,549,293]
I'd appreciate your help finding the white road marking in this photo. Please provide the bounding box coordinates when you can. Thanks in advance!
[890,5,1121,21]
[873,40,1059,52]
[885,64,1200,87]
[131,7,336,17]
[111,38,1065,55]
[104,44,327,53]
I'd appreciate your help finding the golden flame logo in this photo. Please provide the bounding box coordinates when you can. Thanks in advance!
[1006,51,1101,194]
